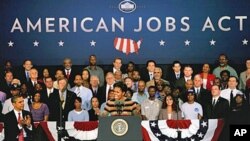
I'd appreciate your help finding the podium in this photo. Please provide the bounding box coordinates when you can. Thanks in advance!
[97,116,142,141]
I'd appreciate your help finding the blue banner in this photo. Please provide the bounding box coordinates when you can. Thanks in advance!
[1,0,250,65]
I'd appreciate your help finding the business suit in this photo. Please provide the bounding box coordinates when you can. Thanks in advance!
[174,77,186,91]
[61,90,77,121]
[99,85,108,105]
[140,68,152,82]
[62,67,78,88]
[166,71,184,86]
[41,89,61,121]
[193,87,211,109]
[16,69,30,85]
[204,97,229,119]
[4,110,34,141]
[0,80,11,99]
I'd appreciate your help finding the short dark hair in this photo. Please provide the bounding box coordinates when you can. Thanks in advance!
[146,60,156,67]
[220,70,230,77]
[148,86,156,91]
[11,95,22,103]
[75,97,82,103]
[172,60,181,67]
[114,82,127,92]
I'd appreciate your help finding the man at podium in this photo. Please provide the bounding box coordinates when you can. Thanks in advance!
[102,82,138,116]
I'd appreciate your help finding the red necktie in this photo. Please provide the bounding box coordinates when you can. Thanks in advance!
[18,113,24,141]
[66,70,70,79]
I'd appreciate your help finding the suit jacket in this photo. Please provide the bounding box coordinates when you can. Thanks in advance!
[200,73,215,90]
[140,69,151,82]
[26,80,36,96]
[4,110,34,141]
[62,90,77,121]
[41,89,61,121]
[62,67,78,88]
[166,70,184,86]
[204,97,229,119]
[98,85,108,106]
[173,77,186,91]
[0,80,11,99]
[192,87,211,109]
[16,69,30,85]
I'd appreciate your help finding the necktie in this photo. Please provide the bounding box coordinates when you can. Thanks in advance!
[94,89,97,96]
[60,93,65,109]
[48,89,52,97]
[18,113,24,141]
[230,90,234,106]
[66,70,70,79]
[26,71,30,81]
[150,73,153,80]
[212,99,216,107]
[176,74,180,79]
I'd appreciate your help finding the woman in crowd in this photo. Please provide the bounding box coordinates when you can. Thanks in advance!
[102,82,137,116]
[38,68,50,84]
[199,63,215,90]
[123,61,136,78]
[88,97,100,121]
[81,69,91,88]
[159,94,182,120]
[68,97,89,121]
[29,92,49,122]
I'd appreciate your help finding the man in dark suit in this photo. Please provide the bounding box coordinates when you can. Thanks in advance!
[140,60,156,82]
[204,85,230,141]
[166,61,184,85]
[0,70,13,99]
[4,95,34,141]
[16,59,33,85]
[58,78,77,122]
[62,58,78,88]
[192,74,211,109]
[90,75,102,98]
[41,76,61,121]
[99,72,115,105]
[174,65,193,91]
[204,85,229,119]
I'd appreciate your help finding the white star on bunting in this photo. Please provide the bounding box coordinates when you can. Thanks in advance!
[58,40,64,47]
[33,40,39,47]
[150,122,156,127]
[198,132,204,138]
[201,121,207,127]
[159,40,166,46]
[8,41,14,47]
[242,39,248,45]
[155,133,161,137]
[184,40,191,46]
[90,40,96,47]
[210,39,216,46]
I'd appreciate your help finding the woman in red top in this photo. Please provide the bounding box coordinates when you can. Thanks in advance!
[200,63,215,91]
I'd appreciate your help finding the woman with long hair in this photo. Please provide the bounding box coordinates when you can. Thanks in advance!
[88,97,100,121]
[81,69,91,88]
[29,92,49,122]
[158,94,182,120]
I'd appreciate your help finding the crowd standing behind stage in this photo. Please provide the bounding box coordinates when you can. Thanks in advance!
[0,54,250,138]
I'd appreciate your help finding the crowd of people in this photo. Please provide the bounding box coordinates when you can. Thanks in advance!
[0,54,250,140]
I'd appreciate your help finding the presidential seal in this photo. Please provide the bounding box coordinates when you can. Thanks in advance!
[111,119,128,136]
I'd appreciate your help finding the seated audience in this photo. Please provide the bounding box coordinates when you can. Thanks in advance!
[68,97,89,121]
